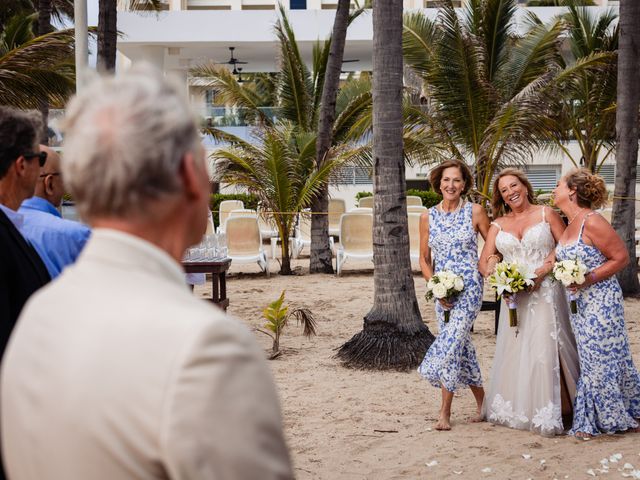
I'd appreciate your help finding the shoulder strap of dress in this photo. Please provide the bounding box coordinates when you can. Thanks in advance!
[541,206,546,223]
[490,220,502,230]
[578,212,596,240]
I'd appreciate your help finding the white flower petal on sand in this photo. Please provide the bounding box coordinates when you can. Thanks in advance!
[586,469,596,477]
[522,454,532,460]
[611,453,623,463]
[425,461,438,467]
[452,471,463,475]
[624,463,635,470]
[481,467,492,473]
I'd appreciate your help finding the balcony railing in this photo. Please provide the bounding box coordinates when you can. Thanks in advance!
[201,106,281,127]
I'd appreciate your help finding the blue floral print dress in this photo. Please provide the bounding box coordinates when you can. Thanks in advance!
[556,213,640,436]
[418,201,483,391]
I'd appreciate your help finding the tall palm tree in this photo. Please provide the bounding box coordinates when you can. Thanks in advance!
[0,13,76,109]
[611,0,640,296]
[311,0,352,275]
[548,5,618,173]
[336,0,434,371]
[402,0,608,202]
[213,122,351,275]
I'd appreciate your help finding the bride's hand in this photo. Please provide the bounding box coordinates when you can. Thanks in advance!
[528,266,550,292]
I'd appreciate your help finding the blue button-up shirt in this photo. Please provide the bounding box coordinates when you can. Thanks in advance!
[19,197,91,278]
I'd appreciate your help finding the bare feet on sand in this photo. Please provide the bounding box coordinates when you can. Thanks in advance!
[435,411,451,431]
[575,431,592,439]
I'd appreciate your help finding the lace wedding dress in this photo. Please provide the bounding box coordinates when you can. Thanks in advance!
[483,208,580,436]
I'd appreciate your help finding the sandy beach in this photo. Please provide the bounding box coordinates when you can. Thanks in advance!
[195,257,640,480]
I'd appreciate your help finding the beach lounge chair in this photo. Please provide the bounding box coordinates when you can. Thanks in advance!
[217,199,244,233]
[336,212,373,276]
[407,205,428,214]
[225,215,269,276]
[408,212,421,264]
[406,195,423,207]
[358,196,374,208]
[328,198,346,237]
[256,210,280,259]
[292,212,334,258]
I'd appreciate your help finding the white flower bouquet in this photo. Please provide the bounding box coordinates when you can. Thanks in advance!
[426,270,464,323]
[552,259,587,314]
[488,262,537,327]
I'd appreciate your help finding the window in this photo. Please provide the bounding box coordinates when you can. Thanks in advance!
[330,166,372,185]
[523,165,560,192]
[290,0,307,8]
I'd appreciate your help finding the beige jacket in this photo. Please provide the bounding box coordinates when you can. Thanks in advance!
[1,229,293,480]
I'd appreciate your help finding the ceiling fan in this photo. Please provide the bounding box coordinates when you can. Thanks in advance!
[236,67,245,83]
[217,47,248,69]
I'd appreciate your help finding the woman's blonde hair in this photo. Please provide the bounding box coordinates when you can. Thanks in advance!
[491,168,536,218]
[565,168,608,209]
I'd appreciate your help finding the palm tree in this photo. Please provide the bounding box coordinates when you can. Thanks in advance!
[311,0,352,274]
[336,0,434,371]
[0,13,76,109]
[402,0,607,202]
[548,5,618,173]
[611,0,640,296]
[212,122,351,275]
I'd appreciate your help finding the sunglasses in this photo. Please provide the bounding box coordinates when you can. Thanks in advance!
[23,151,48,167]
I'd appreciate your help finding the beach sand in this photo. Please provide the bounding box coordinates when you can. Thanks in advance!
[195,257,640,479]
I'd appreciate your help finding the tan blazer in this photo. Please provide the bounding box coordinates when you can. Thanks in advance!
[1,229,293,480]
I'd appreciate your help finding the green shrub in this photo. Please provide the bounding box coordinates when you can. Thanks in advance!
[210,193,259,227]
[354,189,442,208]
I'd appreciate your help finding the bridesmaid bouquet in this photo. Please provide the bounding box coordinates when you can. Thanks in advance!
[488,262,536,328]
[425,271,464,323]
[552,259,587,314]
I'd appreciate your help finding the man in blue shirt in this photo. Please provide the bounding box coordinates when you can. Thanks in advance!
[19,146,90,278]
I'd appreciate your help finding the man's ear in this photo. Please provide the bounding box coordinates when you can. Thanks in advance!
[179,152,203,201]
[44,175,55,196]
[13,156,28,176]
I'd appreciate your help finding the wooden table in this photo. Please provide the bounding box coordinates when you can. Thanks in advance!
[183,259,232,311]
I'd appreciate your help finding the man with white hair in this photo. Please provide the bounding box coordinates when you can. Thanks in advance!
[19,145,91,278]
[1,67,293,480]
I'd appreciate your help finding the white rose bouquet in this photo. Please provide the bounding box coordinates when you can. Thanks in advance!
[426,270,465,323]
[552,259,587,314]
[488,262,537,328]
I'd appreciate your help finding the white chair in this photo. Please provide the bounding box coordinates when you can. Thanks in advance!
[336,212,373,276]
[406,195,423,207]
[407,205,428,214]
[358,196,374,208]
[328,198,346,237]
[348,207,373,213]
[225,215,269,276]
[217,200,244,233]
[229,208,257,218]
[408,212,422,264]
[292,211,312,259]
[257,210,280,259]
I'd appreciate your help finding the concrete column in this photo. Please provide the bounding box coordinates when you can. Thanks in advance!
[74,0,88,93]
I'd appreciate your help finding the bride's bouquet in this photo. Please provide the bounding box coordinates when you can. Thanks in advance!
[488,262,537,328]
[552,259,587,314]
[425,270,464,323]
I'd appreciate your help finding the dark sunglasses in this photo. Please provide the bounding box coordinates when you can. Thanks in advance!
[23,151,48,167]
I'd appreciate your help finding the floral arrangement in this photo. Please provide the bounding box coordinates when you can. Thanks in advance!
[426,270,464,323]
[488,262,536,328]
[552,259,587,314]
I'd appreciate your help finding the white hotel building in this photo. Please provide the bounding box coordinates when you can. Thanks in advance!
[116,0,624,209]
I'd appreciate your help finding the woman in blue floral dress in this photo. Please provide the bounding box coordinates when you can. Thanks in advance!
[417,159,491,431]
[554,169,640,437]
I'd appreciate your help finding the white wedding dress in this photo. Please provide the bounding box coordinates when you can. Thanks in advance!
[483,209,580,436]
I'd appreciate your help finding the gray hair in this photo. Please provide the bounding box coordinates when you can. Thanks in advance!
[62,65,201,220]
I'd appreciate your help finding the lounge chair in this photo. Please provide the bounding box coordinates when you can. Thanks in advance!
[328,198,346,237]
[292,212,334,258]
[336,212,373,276]
[408,212,421,264]
[358,196,374,208]
[225,215,269,276]
[257,210,280,259]
[406,195,423,207]
[217,199,244,233]
[407,205,428,214]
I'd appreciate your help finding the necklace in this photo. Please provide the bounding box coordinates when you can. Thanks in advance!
[438,198,464,228]
[439,198,463,214]
[567,208,586,225]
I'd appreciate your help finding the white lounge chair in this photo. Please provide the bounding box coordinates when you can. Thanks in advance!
[225,215,269,276]
[358,196,374,208]
[408,212,422,263]
[406,195,423,207]
[336,212,373,276]
[407,205,428,214]
[348,207,373,213]
[292,212,334,258]
[328,198,346,237]
[217,199,244,233]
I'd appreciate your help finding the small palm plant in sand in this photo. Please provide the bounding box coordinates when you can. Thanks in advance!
[257,290,317,359]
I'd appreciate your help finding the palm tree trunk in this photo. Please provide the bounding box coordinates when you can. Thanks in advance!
[280,230,293,275]
[612,0,640,296]
[38,0,53,144]
[310,0,350,274]
[337,0,434,370]
[97,0,117,72]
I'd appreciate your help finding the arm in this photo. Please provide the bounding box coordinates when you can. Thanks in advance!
[478,222,501,278]
[163,319,294,480]
[472,203,491,241]
[578,213,629,288]
[418,211,433,282]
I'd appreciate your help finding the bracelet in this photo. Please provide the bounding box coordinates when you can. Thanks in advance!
[487,254,501,263]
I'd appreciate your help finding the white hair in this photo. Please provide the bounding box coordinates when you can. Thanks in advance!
[62,64,201,220]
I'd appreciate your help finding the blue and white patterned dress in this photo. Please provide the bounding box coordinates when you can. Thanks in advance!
[418,201,483,391]
[556,213,640,436]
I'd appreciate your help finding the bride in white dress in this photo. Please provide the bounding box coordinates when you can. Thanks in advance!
[479,169,580,436]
